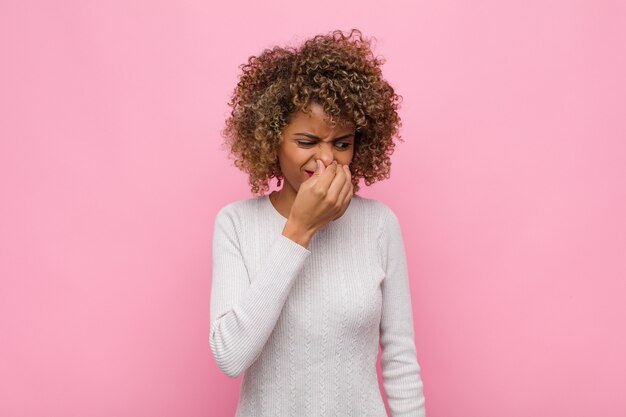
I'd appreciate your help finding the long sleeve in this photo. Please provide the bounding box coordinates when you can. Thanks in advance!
[209,207,311,378]
[377,207,426,417]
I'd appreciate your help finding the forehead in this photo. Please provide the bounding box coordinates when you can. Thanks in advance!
[286,103,355,131]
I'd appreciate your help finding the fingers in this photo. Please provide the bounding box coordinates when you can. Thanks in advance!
[314,159,325,176]
[332,166,353,221]
[337,165,352,204]
[314,162,352,214]
[343,180,354,207]
[315,160,338,190]
[326,162,347,199]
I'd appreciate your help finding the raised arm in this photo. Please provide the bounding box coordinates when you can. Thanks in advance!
[378,207,426,417]
[209,207,311,377]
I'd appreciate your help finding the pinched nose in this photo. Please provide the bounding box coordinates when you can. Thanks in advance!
[307,159,339,172]
[315,149,335,167]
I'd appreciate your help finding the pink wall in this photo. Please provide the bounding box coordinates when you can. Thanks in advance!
[1,1,625,416]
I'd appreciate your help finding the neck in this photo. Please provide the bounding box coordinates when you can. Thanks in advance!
[270,184,297,219]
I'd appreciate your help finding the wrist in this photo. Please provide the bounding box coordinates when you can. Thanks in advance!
[282,219,316,249]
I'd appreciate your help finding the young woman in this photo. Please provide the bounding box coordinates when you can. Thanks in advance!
[210,29,426,417]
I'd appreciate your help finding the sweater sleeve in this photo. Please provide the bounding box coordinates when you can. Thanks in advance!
[209,206,311,378]
[378,207,426,417]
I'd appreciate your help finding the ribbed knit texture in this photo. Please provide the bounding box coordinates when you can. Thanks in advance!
[209,194,426,417]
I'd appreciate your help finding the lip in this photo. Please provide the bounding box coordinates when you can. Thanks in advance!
[305,170,314,177]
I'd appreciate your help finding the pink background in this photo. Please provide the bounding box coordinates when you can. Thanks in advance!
[1,1,625,416]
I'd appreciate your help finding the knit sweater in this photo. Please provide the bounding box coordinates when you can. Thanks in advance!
[209,194,426,417]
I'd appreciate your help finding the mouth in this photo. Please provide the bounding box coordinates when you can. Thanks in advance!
[304,170,314,177]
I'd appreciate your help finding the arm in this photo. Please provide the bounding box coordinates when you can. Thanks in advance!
[209,207,311,377]
[378,207,426,417]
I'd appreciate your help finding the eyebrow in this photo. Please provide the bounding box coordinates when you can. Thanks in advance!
[294,132,354,141]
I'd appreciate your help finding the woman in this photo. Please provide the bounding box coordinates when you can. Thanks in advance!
[210,29,426,417]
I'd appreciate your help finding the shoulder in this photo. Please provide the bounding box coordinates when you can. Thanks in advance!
[348,195,402,248]
[350,194,388,213]
[214,195,265,226]
[352,197,404,268]
[351,195,398,226]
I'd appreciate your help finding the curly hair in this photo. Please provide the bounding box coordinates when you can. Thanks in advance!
[221,28,403,195]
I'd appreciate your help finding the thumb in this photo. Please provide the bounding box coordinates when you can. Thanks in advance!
[314,159,324,176]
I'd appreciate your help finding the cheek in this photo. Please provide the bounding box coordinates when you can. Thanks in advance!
[343,149,355,164]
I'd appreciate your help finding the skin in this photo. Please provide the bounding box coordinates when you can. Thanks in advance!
[269,102,355,248]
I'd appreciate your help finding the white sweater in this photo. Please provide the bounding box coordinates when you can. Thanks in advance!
[209,194,426,417]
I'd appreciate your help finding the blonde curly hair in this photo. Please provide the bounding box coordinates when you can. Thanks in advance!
[221,28,403,195]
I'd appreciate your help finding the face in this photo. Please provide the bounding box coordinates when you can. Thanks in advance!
[277,102,356,194]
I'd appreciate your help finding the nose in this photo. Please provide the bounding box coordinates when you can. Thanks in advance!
[316,143,336,167]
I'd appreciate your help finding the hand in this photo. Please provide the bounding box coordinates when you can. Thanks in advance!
[288,159,354,233]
